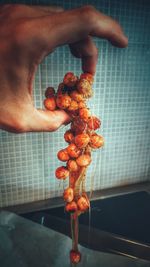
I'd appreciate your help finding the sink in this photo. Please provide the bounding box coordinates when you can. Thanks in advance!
[1,211,150,267]
[22,191,150,261]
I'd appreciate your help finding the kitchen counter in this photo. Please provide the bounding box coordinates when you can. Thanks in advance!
[0,211,149,267]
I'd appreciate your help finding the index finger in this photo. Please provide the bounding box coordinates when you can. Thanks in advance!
[40,5,128,48]
[21,5,128,57]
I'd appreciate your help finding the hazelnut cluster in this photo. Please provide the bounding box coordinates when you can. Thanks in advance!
[44,72,104,264]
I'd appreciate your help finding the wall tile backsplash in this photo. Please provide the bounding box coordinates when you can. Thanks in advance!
[0,0,150,207]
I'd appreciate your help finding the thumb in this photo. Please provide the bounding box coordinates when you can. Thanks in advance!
[24,109,71,132]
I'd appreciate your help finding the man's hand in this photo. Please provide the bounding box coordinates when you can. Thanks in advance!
[0,4,128,133]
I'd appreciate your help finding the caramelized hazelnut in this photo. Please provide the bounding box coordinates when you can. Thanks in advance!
[55,166,69,180]
[45,87,55,98]
[70,250,81,264]
[74,133,90,149]
[44,97,56,111]
[57,149,70,162]
[70,90,84,102]
[77,196,90,212]
[65,201,77,213]
[67,143,81,159]
[80,73,94,85]
[77,79,93,98]
[88,116,101,130]
[63,72,78,87]
[64,130,74,143]
[79,108,91,122]
[56,94,71,109]
[67,159,79,172]
[63,187,74,203]
[76,154,91,167]
[89,134,104,149]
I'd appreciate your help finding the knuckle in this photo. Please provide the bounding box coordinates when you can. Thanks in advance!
[80,5,96,16]
[81,5,96,13]
[79,5,97,25]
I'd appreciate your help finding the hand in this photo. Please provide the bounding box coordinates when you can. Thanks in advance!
[0,4,128,133]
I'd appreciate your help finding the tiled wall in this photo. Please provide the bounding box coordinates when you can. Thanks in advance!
[0,0,150,207]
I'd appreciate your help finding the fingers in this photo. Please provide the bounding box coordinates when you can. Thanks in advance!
[30,5,128,51]
[69,36,98,74]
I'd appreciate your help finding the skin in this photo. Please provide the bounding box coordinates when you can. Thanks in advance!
[0,4,128,133]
